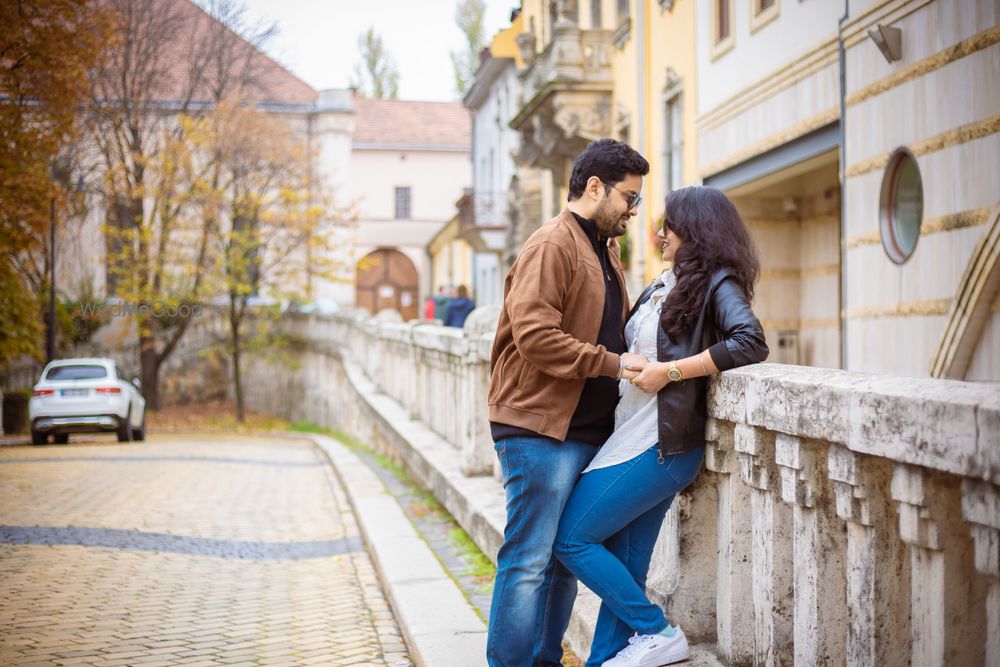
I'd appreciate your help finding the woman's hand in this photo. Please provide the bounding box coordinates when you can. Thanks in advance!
[619,353,648,380]
[629,361,670,393]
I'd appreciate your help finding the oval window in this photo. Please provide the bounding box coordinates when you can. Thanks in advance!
[879,147,923,264]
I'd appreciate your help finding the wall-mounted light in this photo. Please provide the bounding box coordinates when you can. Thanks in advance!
[868,23,902,63]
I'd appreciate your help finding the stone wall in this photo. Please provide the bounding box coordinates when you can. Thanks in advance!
[243,308,1000,665]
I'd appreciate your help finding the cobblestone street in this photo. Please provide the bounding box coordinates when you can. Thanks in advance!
[0,435,411,666]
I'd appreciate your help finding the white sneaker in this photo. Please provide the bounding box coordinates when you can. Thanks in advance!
[601,627,690,666]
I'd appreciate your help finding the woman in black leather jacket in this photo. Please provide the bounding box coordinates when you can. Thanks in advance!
[553,186,768,667]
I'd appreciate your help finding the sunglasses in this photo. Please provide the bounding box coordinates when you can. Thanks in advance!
[604,182,642,211]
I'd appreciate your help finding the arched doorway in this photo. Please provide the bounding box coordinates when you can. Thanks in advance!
[356,248,419,321]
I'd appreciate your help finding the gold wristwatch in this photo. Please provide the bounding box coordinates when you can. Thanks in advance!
[666,360,683,383]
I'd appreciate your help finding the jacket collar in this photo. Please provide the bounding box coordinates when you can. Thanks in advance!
[569,211,604,252]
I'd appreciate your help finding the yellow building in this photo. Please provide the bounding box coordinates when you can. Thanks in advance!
[507,1,698,293]
[427,202,475,310]
[606,1,699,285]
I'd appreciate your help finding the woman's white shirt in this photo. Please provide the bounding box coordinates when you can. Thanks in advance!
[583,269,676,473]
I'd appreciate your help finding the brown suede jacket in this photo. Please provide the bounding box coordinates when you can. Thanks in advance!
[488,208,629,441]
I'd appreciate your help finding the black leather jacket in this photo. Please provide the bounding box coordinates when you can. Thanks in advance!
[628,268,769,455]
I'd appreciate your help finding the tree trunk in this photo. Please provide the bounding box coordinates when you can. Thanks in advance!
[229,303,244,423]
[129,191,163,411]
[140,337,160,410]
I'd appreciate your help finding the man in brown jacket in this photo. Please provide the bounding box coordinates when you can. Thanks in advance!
[486,139,650,667]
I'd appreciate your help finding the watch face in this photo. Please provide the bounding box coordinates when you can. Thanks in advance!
[668,369,682,381]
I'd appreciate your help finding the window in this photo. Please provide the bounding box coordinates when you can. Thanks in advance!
[712,0,735,59]
[879,148,923,264]
[395,187,411,219]
[664,93,683,193]
[750,0,779,33]
[46,365,108,380]
[591,0,602,28]
[717,0,731,40]
[617,0,629,21]
[614,0,630,47]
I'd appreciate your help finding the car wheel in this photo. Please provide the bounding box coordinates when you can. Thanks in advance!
[117,409,132,442]
[132,410,146,441]
[31,429,47,445]
[53,433,69,445]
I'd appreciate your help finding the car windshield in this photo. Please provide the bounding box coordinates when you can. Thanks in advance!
[45,365,108,381]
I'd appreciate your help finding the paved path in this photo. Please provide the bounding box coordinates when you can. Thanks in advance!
[0,435,411,666]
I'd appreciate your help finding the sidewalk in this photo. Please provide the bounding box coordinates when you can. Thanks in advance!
[0,435,414,666]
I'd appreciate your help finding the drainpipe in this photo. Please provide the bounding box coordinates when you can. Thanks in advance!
[838,0,850,370]
[635,1,647,291]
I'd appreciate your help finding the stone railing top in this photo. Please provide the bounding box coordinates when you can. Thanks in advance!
[711,363,1000,484]
[464,305,501,336]
[301,312,999,483]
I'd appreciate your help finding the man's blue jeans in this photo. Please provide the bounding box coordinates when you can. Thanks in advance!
[487,436,599,667]
[553,444,705,666]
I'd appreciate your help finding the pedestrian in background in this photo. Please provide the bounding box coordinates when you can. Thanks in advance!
[431,285,451,322]
[444,285,475,327]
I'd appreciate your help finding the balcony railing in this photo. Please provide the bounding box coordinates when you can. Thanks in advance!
[510,21,615,172]
[459,191,510,229]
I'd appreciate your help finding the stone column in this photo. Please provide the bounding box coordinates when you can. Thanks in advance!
[735,422,792,666]
[961,479,1000,667]
[459,328,495,476]
[828,445,908,666]
[892,464,943,665]
[891,464,984,666]
[776,434,846,665]
[705,419,753,665]
[403,323,423,419]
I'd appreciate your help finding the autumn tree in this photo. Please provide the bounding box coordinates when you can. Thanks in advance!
[184,100,352,422]
[350,26,400,99]
[89,0,276,409]
[450,0,486,96]
[0,0,114,367]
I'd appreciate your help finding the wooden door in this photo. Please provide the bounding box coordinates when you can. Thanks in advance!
[356,248,419,321]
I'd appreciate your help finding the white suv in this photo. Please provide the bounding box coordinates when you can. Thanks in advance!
[28,358,147,445]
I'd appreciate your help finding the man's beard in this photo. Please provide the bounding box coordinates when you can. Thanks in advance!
[593,198,628,238]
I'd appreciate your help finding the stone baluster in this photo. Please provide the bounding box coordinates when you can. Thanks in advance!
[403,327,417,418]
[828,445,908,666]
[892,464,942,665]
[705,419,753,665]
[459,334,493,475]
[451,346,463,446]
[734,422,792,666]
[776,434,846,664]
[961,479,1000,667]
[891,463,983,666]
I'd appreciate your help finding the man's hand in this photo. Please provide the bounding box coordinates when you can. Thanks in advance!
[630,362,670,393]
[619,353,648,380]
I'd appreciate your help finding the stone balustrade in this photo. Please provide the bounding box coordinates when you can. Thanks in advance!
[267,309,999,666]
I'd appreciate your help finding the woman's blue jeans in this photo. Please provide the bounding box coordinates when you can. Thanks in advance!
[487,436,599,667]
[553,444,705,666]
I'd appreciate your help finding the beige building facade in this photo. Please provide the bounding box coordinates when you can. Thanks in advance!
[697,0,999,379]
[328,96,471,321]
[487,0,998,379]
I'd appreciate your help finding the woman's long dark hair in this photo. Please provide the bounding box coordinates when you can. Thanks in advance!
[660,186,760,341]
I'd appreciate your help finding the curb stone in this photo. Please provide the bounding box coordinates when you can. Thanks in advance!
[309,433,488,667]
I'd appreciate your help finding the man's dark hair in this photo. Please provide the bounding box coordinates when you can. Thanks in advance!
[567,138,650,201]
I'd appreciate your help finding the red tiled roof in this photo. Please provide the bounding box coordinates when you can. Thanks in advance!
[352,96,471,148]
[152,0,317,106]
